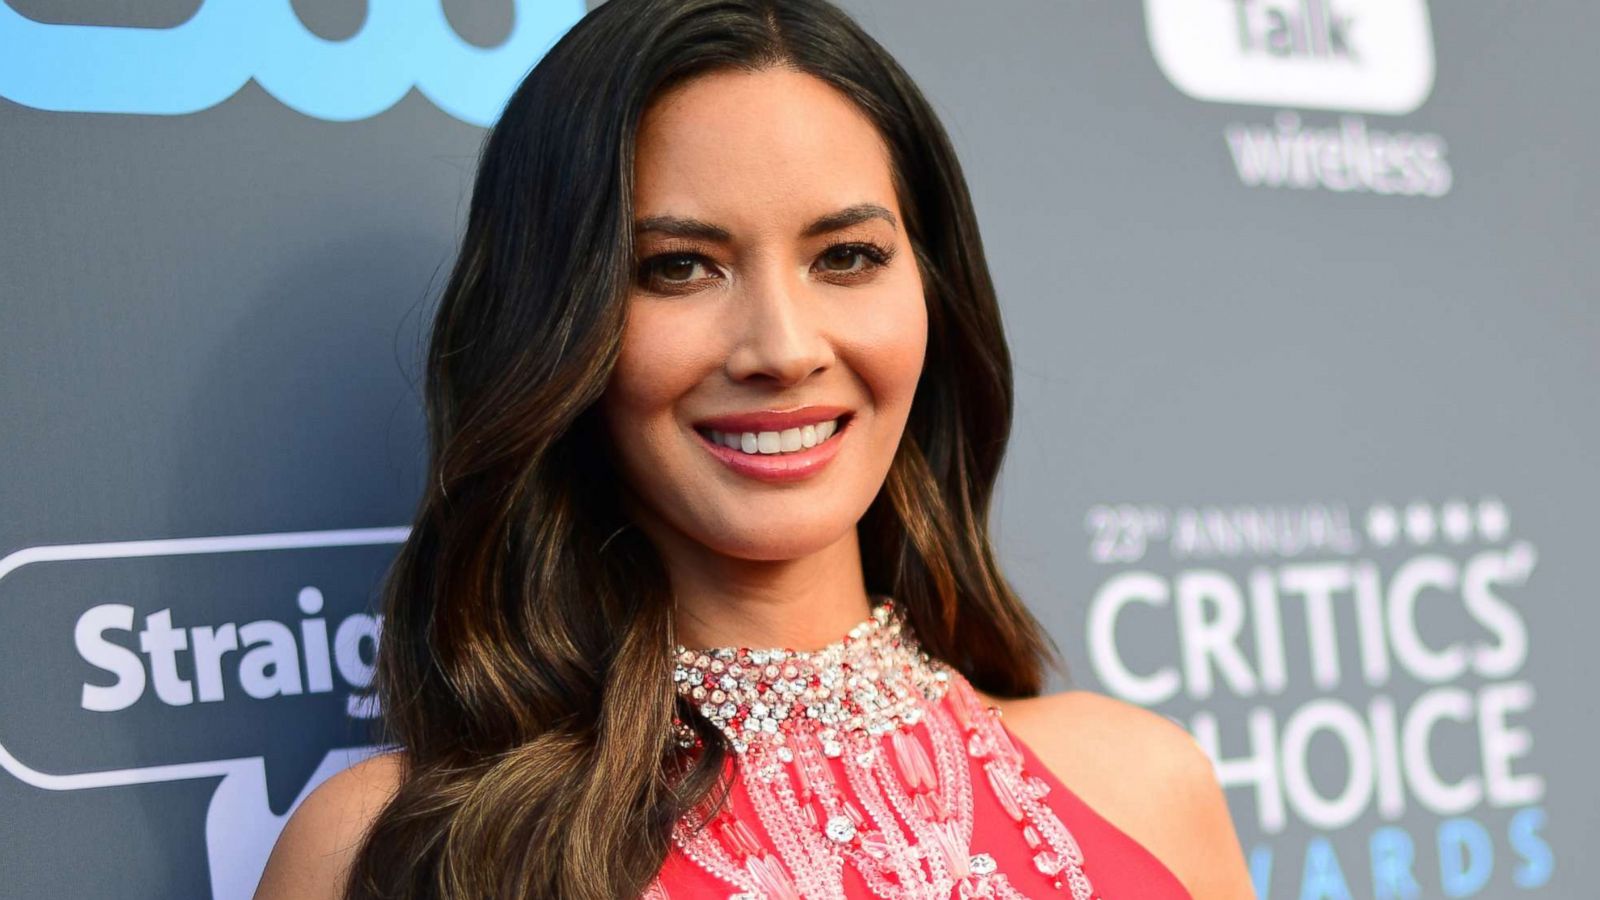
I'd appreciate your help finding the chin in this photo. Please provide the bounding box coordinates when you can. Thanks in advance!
[698,518,852,562]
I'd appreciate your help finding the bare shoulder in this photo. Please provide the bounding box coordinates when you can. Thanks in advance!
[981,689,1255,899]
[253,750,407,900]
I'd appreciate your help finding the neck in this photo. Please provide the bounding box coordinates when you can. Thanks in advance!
[629,499,875,652]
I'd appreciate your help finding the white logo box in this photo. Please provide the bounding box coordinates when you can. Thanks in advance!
[1144,0,1436,114]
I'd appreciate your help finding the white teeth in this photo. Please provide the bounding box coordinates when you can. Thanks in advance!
[706,417,845,456]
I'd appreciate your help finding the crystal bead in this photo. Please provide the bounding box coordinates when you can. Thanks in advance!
[662,600,1099,900]
[670,600,951,762]
[720,819,765,858]
[985,765,1024,821]
[1033,850,1065,876]
[744,853,799,899]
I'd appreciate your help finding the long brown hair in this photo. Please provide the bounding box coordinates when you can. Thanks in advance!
[345,0,1059,896]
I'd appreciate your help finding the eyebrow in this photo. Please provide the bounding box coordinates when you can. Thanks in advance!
[632,202,898,242]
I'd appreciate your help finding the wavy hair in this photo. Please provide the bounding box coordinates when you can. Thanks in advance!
[345,0,1058,896]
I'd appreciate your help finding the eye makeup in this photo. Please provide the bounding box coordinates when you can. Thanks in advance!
[634,239,898,294]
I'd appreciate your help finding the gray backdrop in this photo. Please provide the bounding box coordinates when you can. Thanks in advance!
[1,1,1593,897]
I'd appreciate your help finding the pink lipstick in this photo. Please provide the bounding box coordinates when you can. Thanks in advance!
[691,406,853,484]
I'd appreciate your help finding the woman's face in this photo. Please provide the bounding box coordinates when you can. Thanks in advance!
[599,66,928,563]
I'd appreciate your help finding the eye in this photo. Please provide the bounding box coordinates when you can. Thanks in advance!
[635,241,897,294]
[636,252,720,293]
[814,241,895,279]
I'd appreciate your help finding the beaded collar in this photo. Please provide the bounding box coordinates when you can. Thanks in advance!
[670,599,952,756]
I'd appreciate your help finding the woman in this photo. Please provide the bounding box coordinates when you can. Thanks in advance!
[256,0,1254,897]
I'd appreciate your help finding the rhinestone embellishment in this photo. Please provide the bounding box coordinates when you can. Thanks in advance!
[661,598,1101,900]
[672,600,949,758]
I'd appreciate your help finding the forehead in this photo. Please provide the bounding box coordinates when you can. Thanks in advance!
[632,66,898,226]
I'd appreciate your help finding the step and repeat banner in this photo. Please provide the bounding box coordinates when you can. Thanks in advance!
[1,1,1593,898]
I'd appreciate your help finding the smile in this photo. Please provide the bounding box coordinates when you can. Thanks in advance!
[694,415,845,456]
[690,411,854,484]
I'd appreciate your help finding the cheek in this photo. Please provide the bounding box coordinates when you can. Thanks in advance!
[843,276,929,417]
[600,305,715,473]
[605,304,710,420]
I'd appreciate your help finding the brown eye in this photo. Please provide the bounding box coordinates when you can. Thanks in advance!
[637,252,717,292]
[656,255,702,282]
[816,242,893,277]
[822,246,861,271]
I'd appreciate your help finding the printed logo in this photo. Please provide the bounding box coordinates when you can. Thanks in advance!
[1083,497,1554,898]
[1144,0,1436,114]
[0,0,586,125]
[0,527,407,898]
[1142,0,1452,197]
[1222,111,1452,197]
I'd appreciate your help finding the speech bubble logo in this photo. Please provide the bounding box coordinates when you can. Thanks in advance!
[0,527,409,899]
[0,0,586,125]
[1144,0,1436,115]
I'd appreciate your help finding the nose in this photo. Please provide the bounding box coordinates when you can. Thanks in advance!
[724,266,834,387]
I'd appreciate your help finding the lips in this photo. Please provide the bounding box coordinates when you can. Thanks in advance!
[691,408,852,484]
[692,405,853,434]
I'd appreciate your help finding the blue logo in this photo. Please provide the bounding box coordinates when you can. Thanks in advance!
[0,0,586,125]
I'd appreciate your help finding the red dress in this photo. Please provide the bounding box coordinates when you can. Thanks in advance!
[646,602,1193,899]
